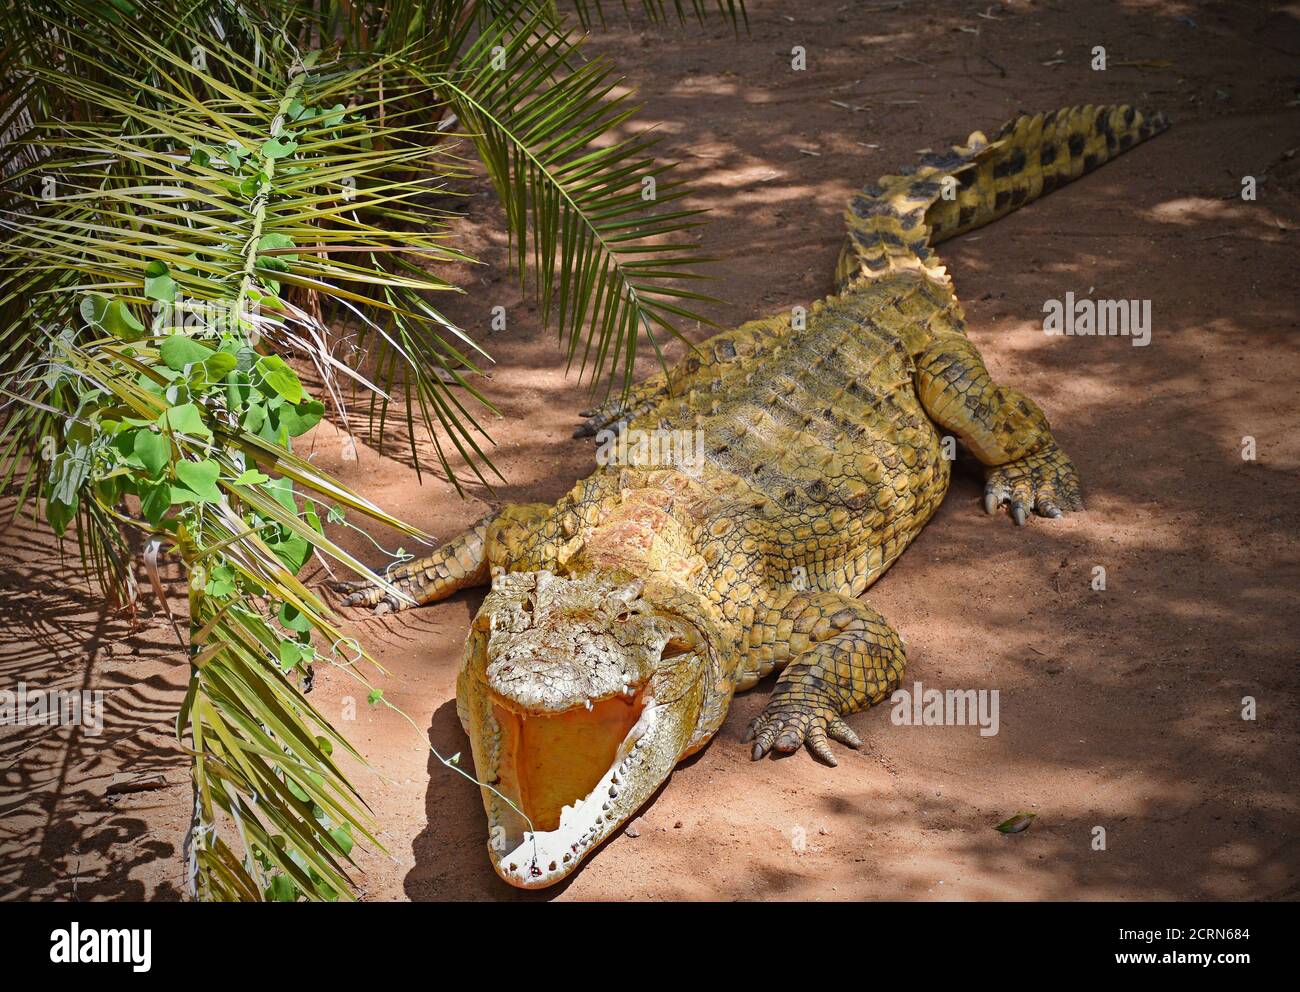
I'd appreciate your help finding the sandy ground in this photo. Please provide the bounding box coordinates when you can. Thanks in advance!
[3,0,1299,901]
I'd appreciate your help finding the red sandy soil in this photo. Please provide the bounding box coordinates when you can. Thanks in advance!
[3,0,1299,901]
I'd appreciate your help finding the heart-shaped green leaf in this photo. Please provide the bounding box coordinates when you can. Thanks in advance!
[329,824,354,857]
[144,260,177,303]
[241,402,266,435]
[174,459,221,502]
[260,137,298,159]
[160,335,215,370]
[277,399,324,438]
[232,468,270,486]
[265,475,297,512]
[204,563,235,598]
[203,351,238,379]
[255,355,303,404]
[133,429,170,477]
[278,639,305,671]
[269,532,312,573]
[160,402,212,440]
[265,875,297,902]
[80,294,145,342]
[279,602,313,633]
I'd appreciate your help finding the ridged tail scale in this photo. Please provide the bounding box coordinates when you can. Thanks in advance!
[836,104,1171,292]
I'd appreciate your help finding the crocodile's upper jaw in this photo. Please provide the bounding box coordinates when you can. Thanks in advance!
[458,569,708,889]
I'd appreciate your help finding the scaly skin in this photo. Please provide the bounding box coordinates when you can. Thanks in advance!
[335,104,1168,888]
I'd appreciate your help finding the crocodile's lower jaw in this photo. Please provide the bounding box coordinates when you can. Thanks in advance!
[482,690,675,889]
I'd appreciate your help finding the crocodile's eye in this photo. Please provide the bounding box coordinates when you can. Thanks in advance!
[659,639,692,661]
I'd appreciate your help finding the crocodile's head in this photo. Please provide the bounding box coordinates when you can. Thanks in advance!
[457,568,717,888]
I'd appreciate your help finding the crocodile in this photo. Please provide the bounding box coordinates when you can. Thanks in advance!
[335,104,1168,888]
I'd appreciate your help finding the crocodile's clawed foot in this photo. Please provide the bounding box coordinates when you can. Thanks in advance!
[572,412,605,439]
[572,411,628,439]
[328,579,402,615]
[744,698,863,767]
[984,444,1083,525]
[574,382,665,438]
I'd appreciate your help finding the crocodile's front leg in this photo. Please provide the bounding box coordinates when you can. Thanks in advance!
[916,332,1083,524]
[744,590,906,766]
[331,503,551,614]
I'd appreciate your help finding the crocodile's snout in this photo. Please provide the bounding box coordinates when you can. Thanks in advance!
[459,569,709,888]
[485,633,648,715]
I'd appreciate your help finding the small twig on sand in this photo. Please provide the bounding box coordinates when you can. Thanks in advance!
[107,773,169,797]
[982,53,1007,77]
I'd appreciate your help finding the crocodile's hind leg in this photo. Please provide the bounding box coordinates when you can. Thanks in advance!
[835,108,1168,525]
[744,591,906,766]
[916,330,1082,525]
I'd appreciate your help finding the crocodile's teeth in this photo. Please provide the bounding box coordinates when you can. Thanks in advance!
[491,701,666,888]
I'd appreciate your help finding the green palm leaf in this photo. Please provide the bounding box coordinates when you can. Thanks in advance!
[0,0,740,901]
[428,9,721,400]
[1,2,454,901]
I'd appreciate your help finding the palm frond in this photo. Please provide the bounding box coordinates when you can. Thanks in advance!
[0,0,458,900]
[1,0,738,901]
[423,8,721,403]
[568,0,747,31]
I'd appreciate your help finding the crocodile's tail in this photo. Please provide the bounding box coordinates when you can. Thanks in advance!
[836,104,1170,291]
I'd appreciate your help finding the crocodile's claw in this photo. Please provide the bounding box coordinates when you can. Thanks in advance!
[329,578,402,615]
[573,379,668,438]
[983,443,1083,525]
[744,695,863,767]
[572,408,605,438]
[573,411,628,439]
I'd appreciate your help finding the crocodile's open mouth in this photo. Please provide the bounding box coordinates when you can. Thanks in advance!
[459,571,712,889]
[482,684,661,888]
[491,690,645,832]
